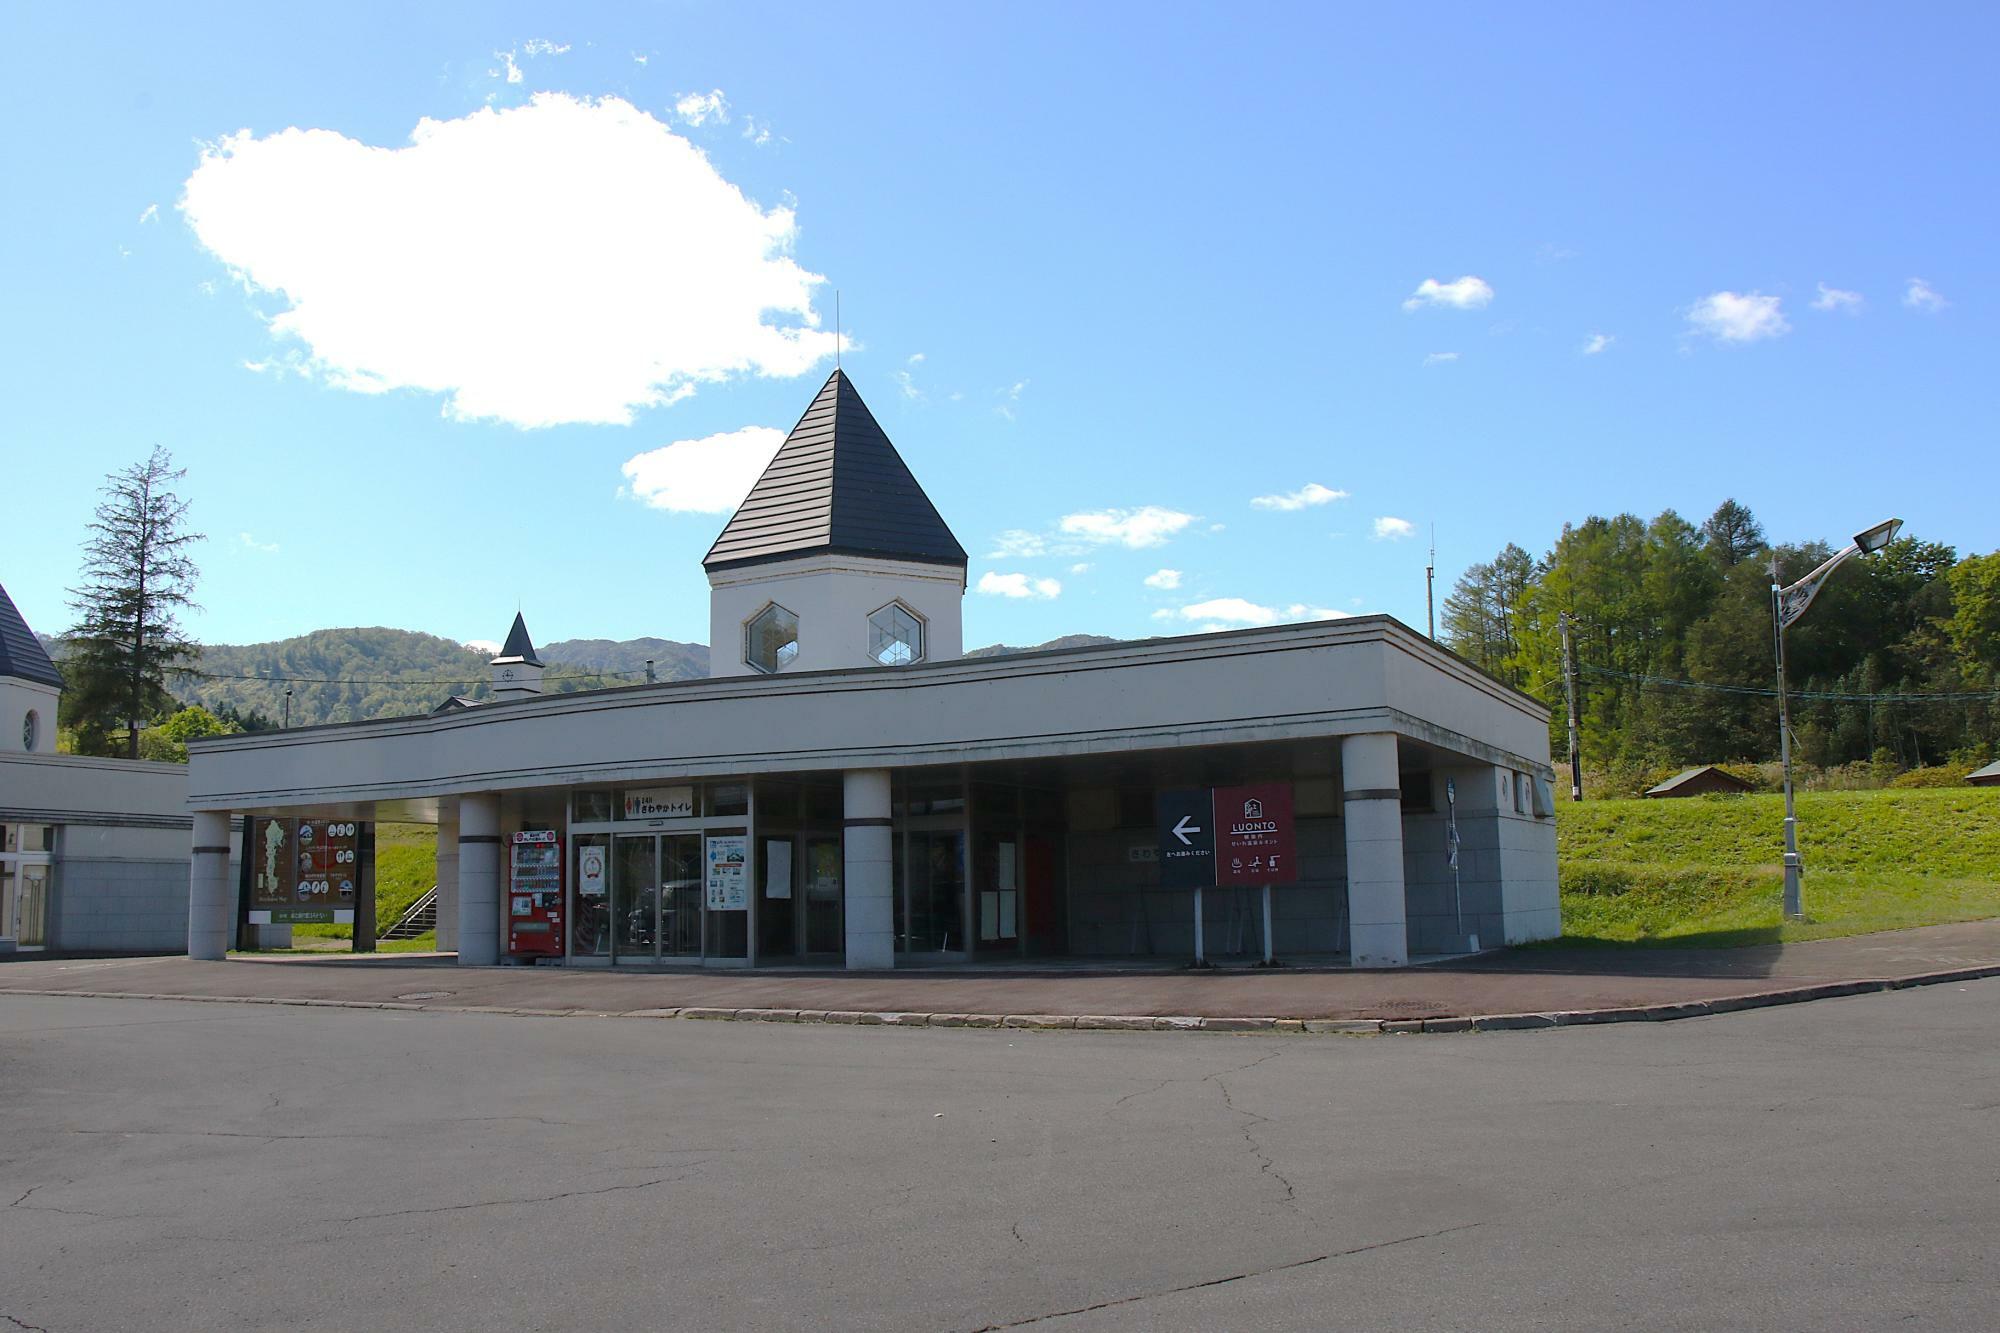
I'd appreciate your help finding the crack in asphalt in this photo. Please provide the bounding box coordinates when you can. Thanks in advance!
[2,1313,53,1333]
[328,1171,702,1224]
[963,1221,1486,1330]
[1214,1068,1298,1210]
[1108,1048,1286,1112]
[62,1128,372,1142]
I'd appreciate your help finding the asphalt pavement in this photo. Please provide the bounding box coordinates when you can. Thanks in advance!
[4,979,1998,1331]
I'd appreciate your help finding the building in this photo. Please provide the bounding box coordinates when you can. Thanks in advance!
[185,369,1560,968]
[1968,760,2000,788]
[1,581,213,953]
[1643,765,1757,799]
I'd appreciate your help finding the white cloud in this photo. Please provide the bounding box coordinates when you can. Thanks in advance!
[1581,332,1614,355]
[978,572,1061,600]
[1904,277,1947,312]
[993,379,1028,422]
[892,369,924,402]
[1423,351,1460,366]
[1143,568,1182,590]
[621,425,785,513]
[907,352,925,364]
[493,50,523,84]
[1402,276,1493,312]
[138,203,159,224]
[180,94,830,429]
[1373,516,1416,541]
[1686,291,1789,343]
[674,89,729,127]
[238,531,279,554]
[464,639,503,656]
[1068,562,1092,575]
[1058,506,1196,549]
[1811,284,1863,313]
[521,38,570,56]
[1164,599,1349,628]
[987,530,1048,559]
[631,53,649,66]
[1250,483,1347,512]
[741,116,775,147]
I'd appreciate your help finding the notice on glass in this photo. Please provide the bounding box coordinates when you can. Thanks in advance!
[578,844,607,897]
[764,840,792,899]
[706,835,749,911]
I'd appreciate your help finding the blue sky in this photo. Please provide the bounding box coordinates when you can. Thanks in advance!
[5,3,1994,653]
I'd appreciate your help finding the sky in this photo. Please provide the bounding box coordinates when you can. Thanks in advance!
[5,3,1995,654]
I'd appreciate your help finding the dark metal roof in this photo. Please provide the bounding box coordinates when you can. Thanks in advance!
[493,613,543,667]
[1644,765,1754,797]
[0,581,64,689]
[703,369,968,573]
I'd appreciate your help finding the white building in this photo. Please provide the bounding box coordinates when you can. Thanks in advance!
[0,581,210,953]
[186,370,1559,968]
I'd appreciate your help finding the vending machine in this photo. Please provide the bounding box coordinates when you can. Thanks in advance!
[507,830,564,960]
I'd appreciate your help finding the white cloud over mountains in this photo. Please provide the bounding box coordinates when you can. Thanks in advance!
[180,93,829,428]
[622,425,785,513]
[1686,291,1789,343]
[1403,276,1493,311]
[1251,482,1346,511]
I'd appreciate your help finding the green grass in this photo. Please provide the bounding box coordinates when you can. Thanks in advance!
[287,822,436,948]
[1556,788,2000,947]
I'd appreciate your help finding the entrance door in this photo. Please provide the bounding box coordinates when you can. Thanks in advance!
[612,836,658,961]
[660,835,702,958]
[803,837,843,956]
[899,830,965,953]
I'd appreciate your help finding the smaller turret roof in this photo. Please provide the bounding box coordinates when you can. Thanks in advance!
[491,613,544,667]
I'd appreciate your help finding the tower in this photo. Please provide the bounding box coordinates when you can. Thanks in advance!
[489,613,545,701]
[704,369,967,678]
[0,581,62,754]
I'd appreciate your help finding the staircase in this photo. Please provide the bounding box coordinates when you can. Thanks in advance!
[380,886,438,941]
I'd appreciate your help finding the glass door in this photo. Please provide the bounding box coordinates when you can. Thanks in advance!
[898,830,965,953]
[804,837,843,956]
[612,836,658,962]
[661,835,702,958]
[17,865,47,947]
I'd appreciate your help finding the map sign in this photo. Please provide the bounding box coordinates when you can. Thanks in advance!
[249,817,364,924]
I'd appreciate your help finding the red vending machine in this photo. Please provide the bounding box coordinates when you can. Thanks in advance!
[507,830,564,960]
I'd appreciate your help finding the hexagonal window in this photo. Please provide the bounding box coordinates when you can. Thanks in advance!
[745,603,800,674]
[867,602,924,666]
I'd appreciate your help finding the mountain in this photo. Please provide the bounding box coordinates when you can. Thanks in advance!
[966,634,1122,658]
[542,637,708,681]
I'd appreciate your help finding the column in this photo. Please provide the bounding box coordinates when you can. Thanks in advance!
[187,810,234,961]
[434,798,460,954]
[1341,733,1408,968]
[843,769,894,970]
[457,793,502,966]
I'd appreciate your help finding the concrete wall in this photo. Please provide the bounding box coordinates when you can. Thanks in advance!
[187,618,1553,815]
[707,552,965,679]
[0,751,212,953]
[0,678,62,755]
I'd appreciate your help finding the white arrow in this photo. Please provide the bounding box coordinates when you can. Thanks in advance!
[1172,815,1202,846]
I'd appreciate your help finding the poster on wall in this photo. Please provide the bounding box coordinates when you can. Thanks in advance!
[705,835,748,911]
[1214,783,1298,886]
[578,843,607,897]
[248,817,364,924]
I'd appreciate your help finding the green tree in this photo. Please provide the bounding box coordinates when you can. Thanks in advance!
[137,704,236,763]
[1947,552,2000,674]
[1702,499,1766,569]
[62,447,203,758]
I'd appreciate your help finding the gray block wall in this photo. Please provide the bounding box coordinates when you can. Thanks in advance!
[51,857,194,953]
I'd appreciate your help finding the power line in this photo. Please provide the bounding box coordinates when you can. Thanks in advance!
[1579,663,2000,704]
[167,666,652,687]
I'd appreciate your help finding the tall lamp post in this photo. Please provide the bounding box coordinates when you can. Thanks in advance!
[1772,517,1902,919]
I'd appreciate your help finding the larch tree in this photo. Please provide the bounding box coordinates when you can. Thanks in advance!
[63,447,204,758]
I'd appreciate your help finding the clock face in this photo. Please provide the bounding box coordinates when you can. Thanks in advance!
[501,668,516,680]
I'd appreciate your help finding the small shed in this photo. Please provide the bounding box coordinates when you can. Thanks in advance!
[1644,765,1755,798]
[1969,760,2000,788]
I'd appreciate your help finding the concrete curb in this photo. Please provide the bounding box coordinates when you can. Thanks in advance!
[5,962,1999,1033]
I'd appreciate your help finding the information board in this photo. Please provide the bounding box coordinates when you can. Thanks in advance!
[1214,784,1297,886]
[249,817,364,924]
[1156,788,1216,888]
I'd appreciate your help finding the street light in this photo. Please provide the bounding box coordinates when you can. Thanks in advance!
[1771,517,1903,919]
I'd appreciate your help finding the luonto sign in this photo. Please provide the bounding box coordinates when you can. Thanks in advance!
[1214,784,1297,886]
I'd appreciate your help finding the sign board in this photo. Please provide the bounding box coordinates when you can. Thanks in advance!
[577,843,607,897]
[623,786,694,819]
[705,835,748,911]
[1156,788,1216,888]
[1214,784,1297,886]
[248,817,364,924]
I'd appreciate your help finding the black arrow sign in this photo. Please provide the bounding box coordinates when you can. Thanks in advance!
[1156,788,1216,888]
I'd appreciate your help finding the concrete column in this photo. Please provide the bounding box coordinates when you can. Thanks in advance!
[434,798,460,954]
[843,769,894,970]
[187,810,234,961]
[457,793,502,966]
[1341,733,1408,968]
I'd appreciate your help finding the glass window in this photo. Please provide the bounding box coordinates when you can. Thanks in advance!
[1399,771,1434,812]
[706,782,748,817]
[573,790,614,823]
[867,602,924,666]
[745,603,800,674]
[22,709,38,751]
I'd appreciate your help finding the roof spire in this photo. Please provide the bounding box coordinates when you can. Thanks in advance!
[493,611,543,668]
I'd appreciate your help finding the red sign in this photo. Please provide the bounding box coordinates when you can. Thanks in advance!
[1214,784,1297,885]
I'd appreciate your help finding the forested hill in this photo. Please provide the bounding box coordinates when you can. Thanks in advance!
[1441,500,2000,786]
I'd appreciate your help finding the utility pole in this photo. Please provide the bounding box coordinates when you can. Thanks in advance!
[1559,612,1582,801]
[1425,527,1436,640]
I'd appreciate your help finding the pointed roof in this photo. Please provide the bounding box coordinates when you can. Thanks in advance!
[704,369,968,573]
[491,612,543,667]
[0,581,64,689]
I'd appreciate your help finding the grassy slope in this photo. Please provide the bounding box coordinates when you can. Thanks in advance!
[290,823,436,948]
[1557,788,2000,946]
